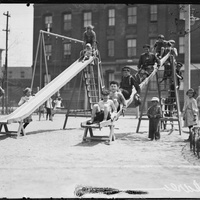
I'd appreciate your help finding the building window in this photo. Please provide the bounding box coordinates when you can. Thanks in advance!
[179,36,184,54]
[45,15,52,32]
[63,13,72,31]
[21,71,25,79]
[128,7,137,25]
[127,39,136,57]
[179,4,185,20]
[108,9,115,26]
[44,74,51,86]
[150,5,157,22]
[63,43,71,59]
[45,44,52,60]
[83,12,92,28]
[108,40,114,57]
[150,38,157,51]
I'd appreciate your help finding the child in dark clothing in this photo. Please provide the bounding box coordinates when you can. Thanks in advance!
[153,34,167,58]
[147,97,162,140]
[175,62,183,89]
[119,66,140,100]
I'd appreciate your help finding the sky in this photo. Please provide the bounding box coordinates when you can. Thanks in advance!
[0,4,33,67]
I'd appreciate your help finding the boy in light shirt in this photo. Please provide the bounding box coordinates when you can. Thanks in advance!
[109,81,127,112]
[87,89,117,125]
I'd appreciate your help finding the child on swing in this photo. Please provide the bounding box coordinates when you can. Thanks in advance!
[87,89,117,125]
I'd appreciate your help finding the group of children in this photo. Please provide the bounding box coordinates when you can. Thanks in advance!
[86,81,127,125]
[15,29,198,142]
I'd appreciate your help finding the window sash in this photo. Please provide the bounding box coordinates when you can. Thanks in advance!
[64,14,72,30]
[127,39,136,57]
[64,43,71,57]
[128,7,137,24]
[108,9,115,26]
[45,16,52,29]
[150,5,157,21]
[84,12,92,28]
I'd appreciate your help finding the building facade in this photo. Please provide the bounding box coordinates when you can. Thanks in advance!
[33,4,200,111]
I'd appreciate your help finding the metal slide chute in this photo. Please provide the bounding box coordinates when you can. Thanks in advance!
[0,57,95,133]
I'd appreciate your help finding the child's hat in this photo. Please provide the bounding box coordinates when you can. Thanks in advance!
[151,97,159,102]
[23,87,31,94]
[186,88,194,93]
[86,25,94,30]
[158,34,165,39]
[143,44,150,49]
[122,66,131,71]
[86,43,91,47]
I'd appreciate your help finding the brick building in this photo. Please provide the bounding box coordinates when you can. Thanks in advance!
[33,4,200,111]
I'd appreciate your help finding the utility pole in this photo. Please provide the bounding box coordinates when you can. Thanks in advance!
[3,11,10,114]
[184,5,191,101]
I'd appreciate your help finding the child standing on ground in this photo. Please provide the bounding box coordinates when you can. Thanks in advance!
[87,89,117,125]
[45,97,53,121]
[147,97,162,140]
[183,88,198,141]
[109,81,127,112]
[18,87,33,132]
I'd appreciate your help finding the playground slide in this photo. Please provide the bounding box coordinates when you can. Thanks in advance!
[113,52,171,121]
[81,52,171,128]
[0,57,95,124]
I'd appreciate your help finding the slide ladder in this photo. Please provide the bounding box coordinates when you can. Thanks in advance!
[83,64,99,110]
[136,53,182,135]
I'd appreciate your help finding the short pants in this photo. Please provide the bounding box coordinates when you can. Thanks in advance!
[94,110,111,122]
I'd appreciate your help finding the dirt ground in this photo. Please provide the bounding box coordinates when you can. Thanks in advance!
[0,113,200,198]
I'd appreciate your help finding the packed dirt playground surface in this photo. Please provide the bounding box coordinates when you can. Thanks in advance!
[0,114,200,198]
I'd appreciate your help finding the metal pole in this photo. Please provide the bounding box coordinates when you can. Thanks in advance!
[3,11,10,114]
[184,5,191,101]
[40,30,83,44]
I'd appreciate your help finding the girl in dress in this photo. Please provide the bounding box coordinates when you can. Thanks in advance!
[183,88,198,141]
[18,87,33,132]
